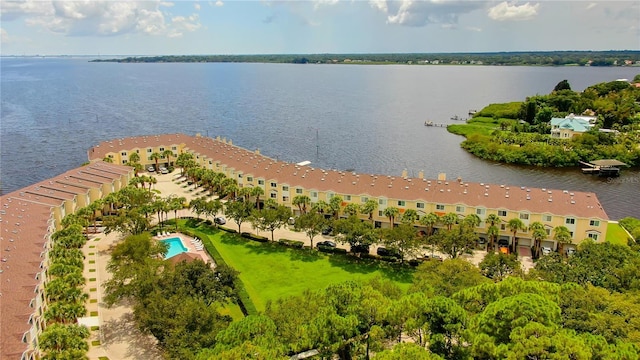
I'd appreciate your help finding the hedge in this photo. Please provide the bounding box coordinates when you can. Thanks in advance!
[278,239,305,249]
[241,232,269,242]
[318,245,348,254]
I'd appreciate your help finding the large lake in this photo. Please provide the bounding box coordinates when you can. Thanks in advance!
[1,58,639,219]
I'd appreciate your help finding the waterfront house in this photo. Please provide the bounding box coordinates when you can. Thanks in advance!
[550,116,593,138]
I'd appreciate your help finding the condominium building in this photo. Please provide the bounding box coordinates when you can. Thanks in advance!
[89,133,609,251]
[0,162,133,360]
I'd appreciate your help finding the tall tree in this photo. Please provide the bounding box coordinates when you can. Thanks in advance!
[441,212,458,231]
[507,218,526,255]
[329,195,343,219]
[361,199,379,224]
[529,221,547,258]
[401,209,419,225]
[291,195,311,214]
[383,207,400,228]
[162,149,174,168]
[294,212,326,248]
[150,152,162,171]
[553,225,572,256]
[225,200,255,233]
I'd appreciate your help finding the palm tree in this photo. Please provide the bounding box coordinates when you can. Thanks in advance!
[292,195,311,215]
[487,225,499,252]
[507,218,526,255]
[311,200,330,216]
[553,226,572,256]
[128,152,140,165]
[150,152,162,172]
[103,156,113,163]
[162,149,174,168]
[401,209,419,224]
[329,195,343,219]
[383,207,400,228]
[147,176,157,192]
[250,186,264,208]
[529,221,546,257]
[419,212,439,236]
[168,195,186,231]
[441,212,458,231]
[463,213,481,229]
[343,203,360,217]
[361,199,378,224]
[175,152,194,176]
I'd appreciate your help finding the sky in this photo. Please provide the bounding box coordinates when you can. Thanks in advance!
[1,0,639,55]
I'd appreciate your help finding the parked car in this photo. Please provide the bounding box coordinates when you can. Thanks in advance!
[214,216,226,225]
[498,239,509,247]
[566,248,576,256]
[160,167,169,174]
[317,240,336,248]
[147,166,155,172]
[541,246,552,255]
[321,226,333,236]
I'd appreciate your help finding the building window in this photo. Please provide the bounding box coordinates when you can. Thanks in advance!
[498,210,507,217]
[171,146,177,150]
[122,160,128,164]
[238,174,243,178]
[378,210,383,217]
[282,186,289,191]
[311,191,318,198]
[588,233,598,241]
[546,229,551,235]
[362,197,369,203]
[344,195,351,201]
[258,180,265,185]
[544,215,552,222]
[159,147,165,151]
[436,204,445,211]
[566,218,576,225]
[476,208,486,216]
[520,213,529,220]
[283,196,289,202]
[590,220,600,227]
[417,202,425,209]
[398,200,406,207]
[500,224,506,231]
[379,199,386,205]
[147,148,152,153]
[296,188,303,194]
[121,151,127,156]
[136,149,140,153]
[247,177,253,182]
[270,193,277,199]
[456,206,465,213]
[270,182,277,188]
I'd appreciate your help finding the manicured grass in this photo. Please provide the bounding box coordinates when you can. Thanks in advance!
[190,224,414,313]
[90,311,98,316]
[217,303,245,321]
[91,340,101,346]
[606,222,631,246]
[448,124,495,137]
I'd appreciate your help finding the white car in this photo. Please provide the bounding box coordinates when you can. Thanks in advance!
[147,166,155,172]
[160,167,169,174]
[541,246,552,255]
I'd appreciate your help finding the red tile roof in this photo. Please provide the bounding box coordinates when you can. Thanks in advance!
[0,162,133,360]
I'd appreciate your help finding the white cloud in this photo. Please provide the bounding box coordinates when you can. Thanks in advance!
[487,2,539,21]
[1,27,9,43]
[214,0,224,7]
[1,1,202,38]
[313,0,339,11]
[194,3,201,11]
[466,26,482,32]
[369,0,484,27]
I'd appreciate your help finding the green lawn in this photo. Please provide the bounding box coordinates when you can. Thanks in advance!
[606,222,631,246]
[183,222,414,313]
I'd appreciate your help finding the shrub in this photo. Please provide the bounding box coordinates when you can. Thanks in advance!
[278,239,305,249]
[241,232,269,242]
[219,226,237,233]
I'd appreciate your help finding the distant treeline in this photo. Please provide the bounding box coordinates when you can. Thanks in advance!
[91,51,640,66]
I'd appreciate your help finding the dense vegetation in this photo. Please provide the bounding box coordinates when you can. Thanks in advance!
[90,50,640,66]
[449,77,640,167]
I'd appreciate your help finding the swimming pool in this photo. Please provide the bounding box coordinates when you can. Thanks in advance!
[161,237,188,259]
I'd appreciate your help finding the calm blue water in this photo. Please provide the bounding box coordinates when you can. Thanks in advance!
[1,57,639,219]
[162,237,188,259]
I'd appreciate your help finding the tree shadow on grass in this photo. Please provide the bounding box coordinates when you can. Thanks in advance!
[101,307,163,360]
[326,253,414,284]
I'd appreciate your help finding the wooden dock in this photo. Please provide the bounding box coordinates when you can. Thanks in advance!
[424,121,447,127]
[579,159,628,177]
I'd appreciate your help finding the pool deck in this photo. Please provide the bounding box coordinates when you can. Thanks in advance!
[155,232,214,265]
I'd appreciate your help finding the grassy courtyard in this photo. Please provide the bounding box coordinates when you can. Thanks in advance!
[181,221,414,314]
[606,221,632,246]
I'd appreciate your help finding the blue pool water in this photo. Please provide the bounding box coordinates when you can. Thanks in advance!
[161,237,188,259]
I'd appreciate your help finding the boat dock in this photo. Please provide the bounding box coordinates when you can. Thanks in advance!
[424,121,447,127]
[580,159,628,177]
